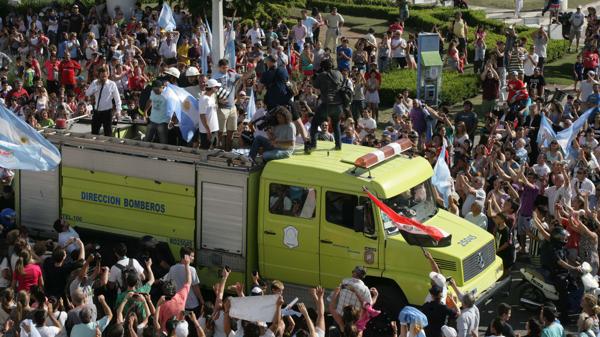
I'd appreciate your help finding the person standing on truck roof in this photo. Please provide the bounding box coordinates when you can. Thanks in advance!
[144,79,169,144]
[85,66,122,136]
[308,58,344,152]
[162,247,205,316]
[198,79,221,150]
[213,58,242,152]
[107,243,145,291]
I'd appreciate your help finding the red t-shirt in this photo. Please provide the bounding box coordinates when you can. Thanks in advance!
[9,88,29,100]
[44,60,60,81]
[12,263,42,292]
[583,50,599,69]
[128,75,146,91]
[158,283,190,332]
[561,218,580,250]
[58,60,81,86]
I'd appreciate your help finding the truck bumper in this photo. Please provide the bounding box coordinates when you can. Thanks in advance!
[474,276,511,306]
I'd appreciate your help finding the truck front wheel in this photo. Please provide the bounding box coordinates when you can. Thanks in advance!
[368,280,408,319]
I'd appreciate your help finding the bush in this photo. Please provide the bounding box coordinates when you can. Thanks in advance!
[380,69,480,106]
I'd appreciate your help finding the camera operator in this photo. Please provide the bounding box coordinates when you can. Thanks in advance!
[308,58,344,151]
[541,225,583,323]
[249,106,296,163]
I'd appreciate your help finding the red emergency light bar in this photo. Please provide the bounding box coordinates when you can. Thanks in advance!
[354,139,413,169]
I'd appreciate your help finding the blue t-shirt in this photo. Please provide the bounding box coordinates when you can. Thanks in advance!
[212,70,241,108]
[541,322,565,337]
[586,93,600,107]
[150,91,170,124]
[337,46,352,71]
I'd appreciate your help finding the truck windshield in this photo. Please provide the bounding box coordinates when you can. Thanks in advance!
[381,181,438,235]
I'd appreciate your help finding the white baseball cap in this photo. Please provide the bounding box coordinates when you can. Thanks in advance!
[164,67,180,78]
[185,66,200,77]
[206,79,222,88]
[429,272,446,288]
[442,326,457,337]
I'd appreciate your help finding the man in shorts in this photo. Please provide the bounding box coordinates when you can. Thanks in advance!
[212,59,242,151]
[568,6,585,52]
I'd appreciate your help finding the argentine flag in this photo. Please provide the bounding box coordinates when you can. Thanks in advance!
[0,103,61,171]
[246,89,256,120]
[158,2,176,32]
[201,30,211,75]
[224,27,236,69]
[162,84,200,142]
[431,144,452,208]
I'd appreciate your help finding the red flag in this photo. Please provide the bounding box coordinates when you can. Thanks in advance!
[364,189,446,241]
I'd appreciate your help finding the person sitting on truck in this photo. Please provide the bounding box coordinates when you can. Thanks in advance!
[248,106,296,163]
[108,243,145,291]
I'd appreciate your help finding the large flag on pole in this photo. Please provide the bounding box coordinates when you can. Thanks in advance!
[0,103,61,171]
[246,89,256,120]
[224,27,236,69]
[431,144,452,208]
[200,30,211,75]
[536,113,556,147]
[158,2,176,32]
[162,83,200,142]
[364,188,448,242]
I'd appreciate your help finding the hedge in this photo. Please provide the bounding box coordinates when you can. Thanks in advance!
[309,0,566,63]
[380,69,480,106]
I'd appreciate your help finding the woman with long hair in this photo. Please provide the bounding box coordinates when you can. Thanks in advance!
[11,250,43,292]
[0,288,15,327]
[329,286,361,337]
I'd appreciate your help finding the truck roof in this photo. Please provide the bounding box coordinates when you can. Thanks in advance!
[263,142,434,199]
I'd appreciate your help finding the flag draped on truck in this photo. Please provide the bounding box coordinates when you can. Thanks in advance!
[364,188,449,243]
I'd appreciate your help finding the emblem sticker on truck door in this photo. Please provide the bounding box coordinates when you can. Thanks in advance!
[364,247,376,264]
[283,226,299,248]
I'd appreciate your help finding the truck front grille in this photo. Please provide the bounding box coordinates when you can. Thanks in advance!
[462,240,496,282]
[433,258,457,271]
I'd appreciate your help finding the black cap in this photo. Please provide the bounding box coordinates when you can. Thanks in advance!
[152,79,164,88]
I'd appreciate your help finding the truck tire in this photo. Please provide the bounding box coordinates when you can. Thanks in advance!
[368,281,408,319]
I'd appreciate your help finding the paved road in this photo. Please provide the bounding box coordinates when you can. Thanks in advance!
[477,257,579,336]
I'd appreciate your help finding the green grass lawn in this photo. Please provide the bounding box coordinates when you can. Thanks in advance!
[468,0,591,11]
[543,50,578,87]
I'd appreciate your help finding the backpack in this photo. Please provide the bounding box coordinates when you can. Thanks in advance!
[116,258,137,291]
[325,71,352,107]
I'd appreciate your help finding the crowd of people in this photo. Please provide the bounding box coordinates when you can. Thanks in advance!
[4,0,600,337]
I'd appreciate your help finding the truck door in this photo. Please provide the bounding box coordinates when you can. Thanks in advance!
[319,190,380,288]
[261,181,319,285]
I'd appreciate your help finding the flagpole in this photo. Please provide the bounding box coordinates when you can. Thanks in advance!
[211,0,225,74]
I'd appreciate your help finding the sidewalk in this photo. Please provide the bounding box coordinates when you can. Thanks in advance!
[471,0,600,27]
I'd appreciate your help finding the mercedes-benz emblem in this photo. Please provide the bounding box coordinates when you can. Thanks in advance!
[476,252,485,269]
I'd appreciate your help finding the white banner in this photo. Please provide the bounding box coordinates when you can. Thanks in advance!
[229,295,278,322]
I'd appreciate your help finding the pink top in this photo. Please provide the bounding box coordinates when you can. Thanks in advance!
[356,302,381,331]
[158,283,190,332]
[12,263,42,292]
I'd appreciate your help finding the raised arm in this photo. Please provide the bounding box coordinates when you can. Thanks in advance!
[328,287,345,330]
[311,286,325,333]
[423,248,441,274]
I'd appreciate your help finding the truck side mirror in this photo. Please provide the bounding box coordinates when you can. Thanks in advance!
[353,205,365,232]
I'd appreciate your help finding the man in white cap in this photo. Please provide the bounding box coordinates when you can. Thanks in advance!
[580,70,598,103]
[568,6,585,52]
[198,79,221,149]
[423,249,463,305]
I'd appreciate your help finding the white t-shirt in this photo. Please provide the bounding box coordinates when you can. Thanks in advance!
[108,257,145,289]
[464,212,488,230]
[358,117,377,139]
[58,227,80,254]
[532,163,551,177]
[545,185,572,216]
[37,326,61,337]
[250,108,268,139]
[580,80,597,102]
[523,53,539,76]
[461,189,486,217]
[390,37,407,58]
[163,263,201,309]
[85,39,98,60]
[246,28,265,46]
[198,93,219,134]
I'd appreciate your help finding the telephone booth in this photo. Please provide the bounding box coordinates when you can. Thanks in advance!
[417,33,443,106]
